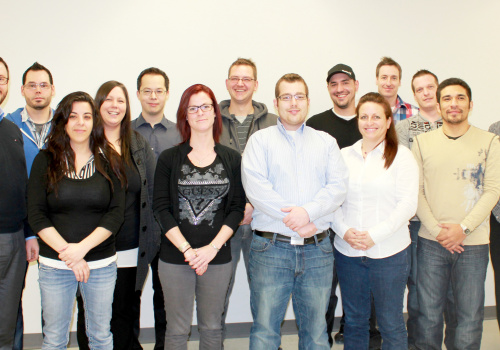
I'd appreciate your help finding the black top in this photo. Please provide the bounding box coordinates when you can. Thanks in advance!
[0,118,29,234]
[153,142,246,265]
[28,151,125,262]
[306,109,361,149]
[116,159,141,251]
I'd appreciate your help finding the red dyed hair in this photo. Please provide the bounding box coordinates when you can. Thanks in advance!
[176,84,222,143]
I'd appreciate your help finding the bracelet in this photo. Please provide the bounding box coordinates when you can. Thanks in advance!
[183,246,192,254]
[210,243,220,252]
[178,241,190,253]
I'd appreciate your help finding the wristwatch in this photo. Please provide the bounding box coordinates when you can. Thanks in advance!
[460,224,472,236]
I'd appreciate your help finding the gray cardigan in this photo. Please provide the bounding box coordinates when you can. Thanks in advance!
[130,131,160,291]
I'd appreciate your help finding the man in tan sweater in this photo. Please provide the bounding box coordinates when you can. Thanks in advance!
[412,78,500,350]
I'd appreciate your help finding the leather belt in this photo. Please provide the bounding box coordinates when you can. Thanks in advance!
[254,230,328,245]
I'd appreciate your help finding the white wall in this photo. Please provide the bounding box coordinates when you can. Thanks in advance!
[3,0,499,334]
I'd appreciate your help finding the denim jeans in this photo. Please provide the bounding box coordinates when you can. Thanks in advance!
[221,223,252,345]
[407,220,420,347]
[490,213,500,330]
[415,237,489,350]
[248,233,333,350]
[158,261,232,350]
[38,262,117,350]
[334,246,409,350]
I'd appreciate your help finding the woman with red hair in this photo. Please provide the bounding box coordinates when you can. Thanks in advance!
[153,84,245,349]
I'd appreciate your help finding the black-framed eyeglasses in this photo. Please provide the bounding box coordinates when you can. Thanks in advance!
[278,94,307,101]
[0,77,8,85]
[187,104,214,114]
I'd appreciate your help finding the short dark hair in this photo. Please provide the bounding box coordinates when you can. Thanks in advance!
[0,57,9,77]
[22,62,53,85]
[376,57,402,80]
[176,84,222,143]
[275,73,309,99]
[137,67,169,91]
[411,70,439,93]
[437,78,472,102]
[228,58,257,80]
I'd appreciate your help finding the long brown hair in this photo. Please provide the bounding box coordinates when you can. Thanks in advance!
[356,92,398,169]
[95,81,133,166]
[46,91,125,192]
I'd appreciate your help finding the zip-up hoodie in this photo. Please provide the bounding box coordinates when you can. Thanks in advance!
[219,100,277,154]
[6,107,54,175]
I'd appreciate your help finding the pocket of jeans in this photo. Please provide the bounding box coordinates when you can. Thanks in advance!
[250,235,272,252]
[317,237,334,254]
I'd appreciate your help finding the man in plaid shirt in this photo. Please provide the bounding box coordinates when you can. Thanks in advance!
[375,57,419,123]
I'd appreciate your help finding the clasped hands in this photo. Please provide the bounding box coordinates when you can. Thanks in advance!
[436,223,466,254]
[344,228,375,251]
[185,245,218,276]
[281,206,317,237]
[58,243,91,283]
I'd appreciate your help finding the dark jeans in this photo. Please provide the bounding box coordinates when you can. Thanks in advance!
[326,232,378,347]
[335,247,410,350]
[490,213,500,330]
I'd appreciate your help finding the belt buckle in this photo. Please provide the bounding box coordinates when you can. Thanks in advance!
[290,236,304,245]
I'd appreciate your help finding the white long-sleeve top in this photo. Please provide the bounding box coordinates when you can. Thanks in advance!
[332,140,418,258]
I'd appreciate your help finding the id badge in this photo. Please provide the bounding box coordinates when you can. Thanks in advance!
[290,236,304,245]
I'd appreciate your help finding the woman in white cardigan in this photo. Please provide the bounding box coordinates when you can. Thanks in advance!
[332,92,418,350]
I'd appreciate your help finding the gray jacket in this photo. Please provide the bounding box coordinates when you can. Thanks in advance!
[219,100,277,154]
[130,131,160,291]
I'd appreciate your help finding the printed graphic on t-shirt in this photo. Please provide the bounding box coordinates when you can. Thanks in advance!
[456,150,486,212]
[178,162,229,226]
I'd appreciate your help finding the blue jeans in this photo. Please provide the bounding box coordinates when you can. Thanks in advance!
[248,233,333,350]
[415,237,489,350]
[407,220,420,347]
[39,262,117,350]
[334,247,410,350]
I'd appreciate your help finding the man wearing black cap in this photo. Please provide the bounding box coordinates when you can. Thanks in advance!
[307,64,382,350]
[307,64,361,149]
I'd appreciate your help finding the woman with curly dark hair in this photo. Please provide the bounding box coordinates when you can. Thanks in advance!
[28,91,125,350]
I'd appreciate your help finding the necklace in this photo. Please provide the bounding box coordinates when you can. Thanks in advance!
[190,149,215,167]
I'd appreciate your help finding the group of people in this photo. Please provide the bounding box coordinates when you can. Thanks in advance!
[0,55,499,350]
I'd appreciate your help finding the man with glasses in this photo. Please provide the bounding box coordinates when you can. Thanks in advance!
[242,73,348,349]
[131,67,180,350]
[218,58,277,343]
[7,62,55,175]
[6,62,52,349]
[0,57,32,350]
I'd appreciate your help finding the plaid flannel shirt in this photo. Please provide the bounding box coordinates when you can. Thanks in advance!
[392,95,419,123]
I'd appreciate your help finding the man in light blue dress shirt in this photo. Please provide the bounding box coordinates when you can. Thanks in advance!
[242,73,349,350]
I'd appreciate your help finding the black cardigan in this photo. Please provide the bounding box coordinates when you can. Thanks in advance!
[153,141,246,263]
